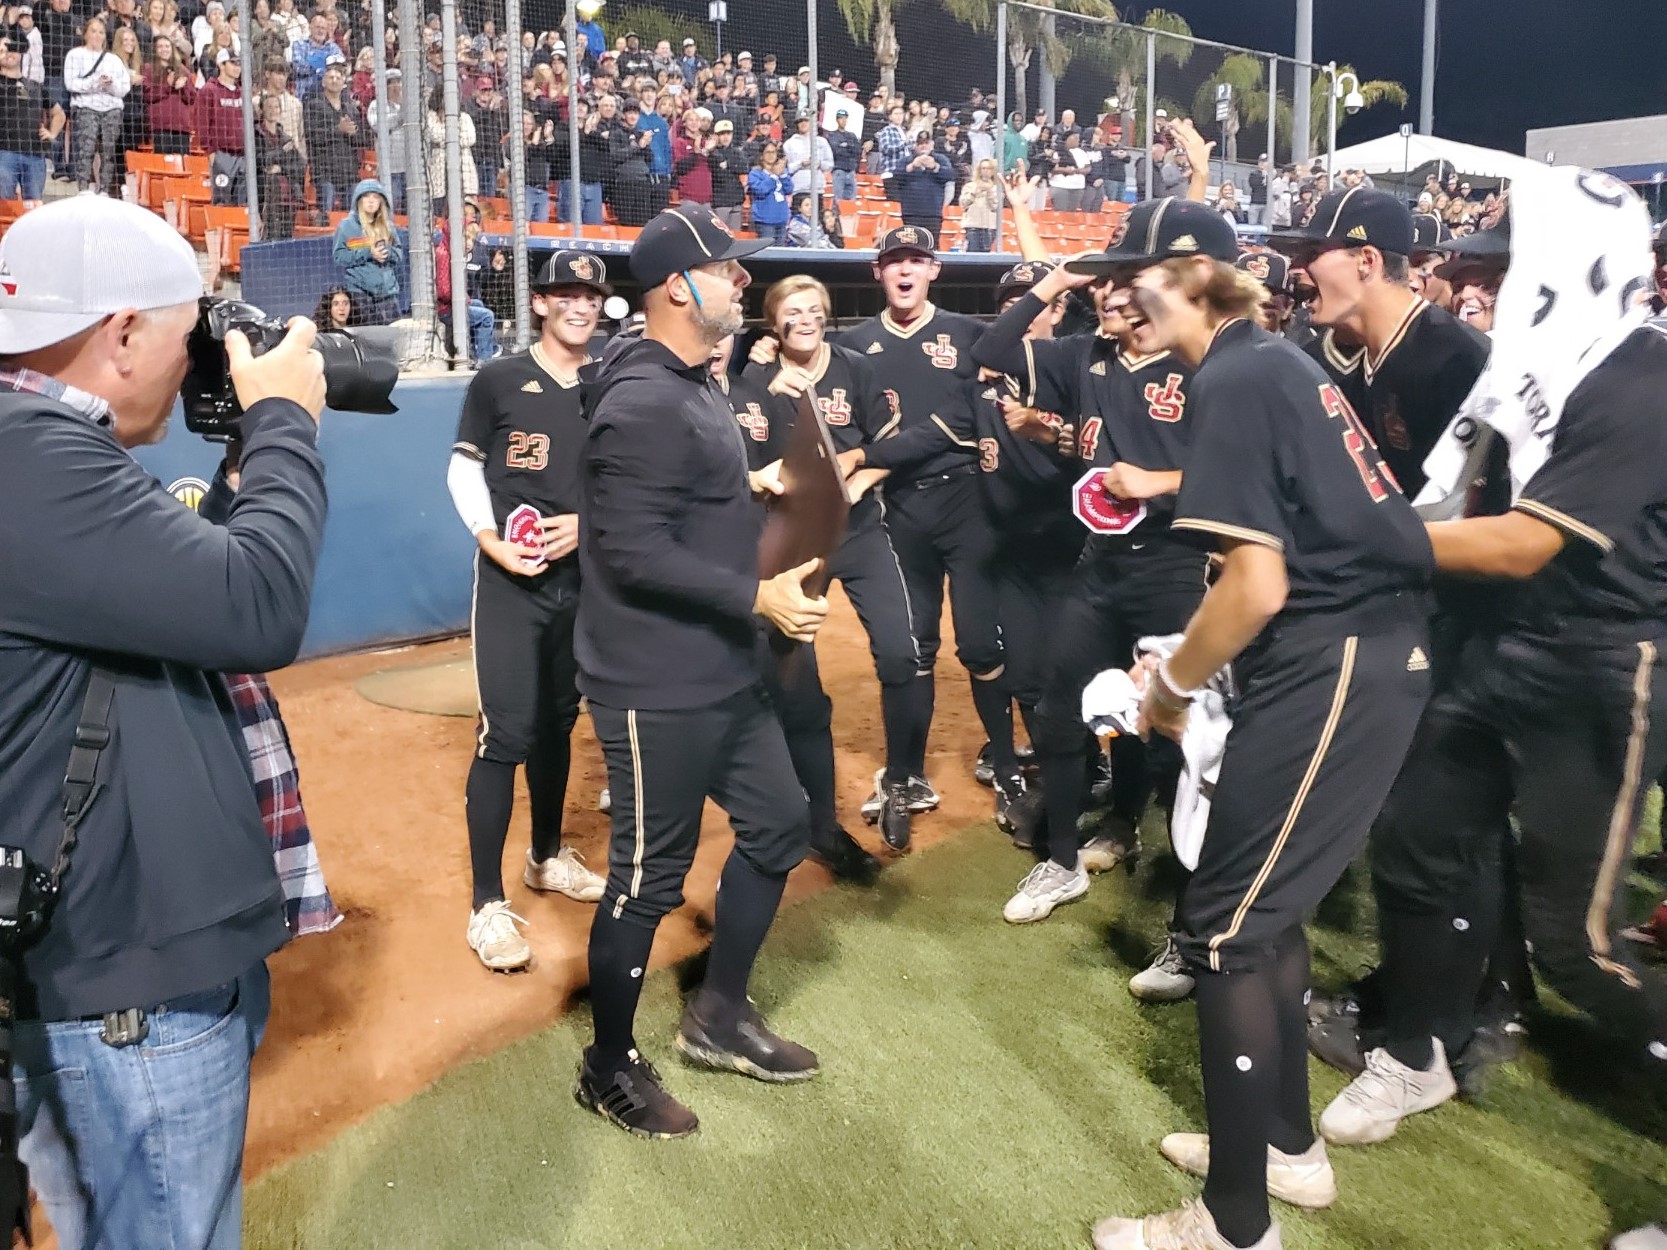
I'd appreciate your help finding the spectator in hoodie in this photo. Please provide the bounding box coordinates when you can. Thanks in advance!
[887,130,952,237]
[671,107,714,209]
[434,216,497,363]
[141,34,193,154]
[332,177,403,323]
[304,55,358,213]
[194,47,244,202]
[747,141,788,245]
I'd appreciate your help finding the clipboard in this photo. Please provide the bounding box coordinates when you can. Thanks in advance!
[757,384,851,599]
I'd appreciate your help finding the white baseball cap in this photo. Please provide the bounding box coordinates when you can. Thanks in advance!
[0,196,202,353]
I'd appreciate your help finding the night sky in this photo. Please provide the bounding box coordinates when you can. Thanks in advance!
[675,0,1667,156]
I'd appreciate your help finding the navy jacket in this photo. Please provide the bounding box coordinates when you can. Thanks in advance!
[888,150,954,217]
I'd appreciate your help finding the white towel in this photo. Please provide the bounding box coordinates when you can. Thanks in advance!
[1415,165,1654,518]
[1081,635,1234,871]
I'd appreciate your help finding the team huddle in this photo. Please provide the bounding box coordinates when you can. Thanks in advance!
[444,170,1667,1250]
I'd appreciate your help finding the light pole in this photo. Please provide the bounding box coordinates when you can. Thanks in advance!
[1326,64,1361,181]
[1294,0,1312,162]
[1420,0,1438,135]
[709,0,727,59]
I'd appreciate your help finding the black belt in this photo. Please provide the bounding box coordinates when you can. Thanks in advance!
[903,463,979,490]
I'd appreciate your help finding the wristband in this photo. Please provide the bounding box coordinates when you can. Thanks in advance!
[1152,659,1197,711]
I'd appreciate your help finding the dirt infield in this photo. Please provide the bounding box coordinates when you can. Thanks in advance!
[246,596,984,1177]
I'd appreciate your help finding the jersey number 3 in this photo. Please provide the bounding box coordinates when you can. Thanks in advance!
[1319,384,1397,503]
[506,432,551,471]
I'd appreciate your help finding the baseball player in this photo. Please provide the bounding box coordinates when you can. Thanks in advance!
[448,250,610,972]
[744,275,930,852]
[836,260,1080,836]
[834,227,1012,835]
[1081,198,1433,1250]
[710,328,883,880]
[574,206,828,1139]
[968,215,1208,928]
[1319,201,1667,1149]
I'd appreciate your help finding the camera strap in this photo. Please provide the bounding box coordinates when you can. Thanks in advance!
[53,667,116,896]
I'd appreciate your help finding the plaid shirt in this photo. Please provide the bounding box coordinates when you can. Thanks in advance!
[0,366,340,940]
[877,122,909,177]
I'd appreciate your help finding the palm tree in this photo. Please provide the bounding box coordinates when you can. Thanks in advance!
[941,0,1120,124]
[835,0,925,99]
[1073,9,1194,149]
[1190,52,1292,164]
[1304,66,1408,151]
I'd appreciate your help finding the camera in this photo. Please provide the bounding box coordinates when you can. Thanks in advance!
[181,297,400,439]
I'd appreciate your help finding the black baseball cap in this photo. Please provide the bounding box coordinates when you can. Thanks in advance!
[1411,212,1447,253]
[1064,198,1238,277]
[628,204,769,289]
[1434,219,1511,281]
[1269,187,1414,256]
[534,249,610,294]
[996,259,1055,302]
[1235,250,1291,294]
[876,224,936,261]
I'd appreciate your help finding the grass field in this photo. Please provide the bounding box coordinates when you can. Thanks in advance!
[247,810,1667,1250]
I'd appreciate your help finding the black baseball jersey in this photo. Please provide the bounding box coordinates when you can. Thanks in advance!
[1505,321,1667,640]
[454,346,589,530]
[718,370,791,471]
[1304,329,1367,421]
[1173,319,1434,616]
[837,304,985,482]
[742,343,896,457]
[1362,300,1490,500]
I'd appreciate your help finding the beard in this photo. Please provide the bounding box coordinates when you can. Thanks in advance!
[692,297,744,343]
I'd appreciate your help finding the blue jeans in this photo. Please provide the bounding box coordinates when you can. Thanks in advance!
[387,171,407,215]
[14,962,270,1250]
[556,181,603,225]
[965,226,996,253]
[468,299,496,359]
[832,168,857,202]
[46,77,68,169]
[758,220,787,245]
[315,179,339,214]
[0,150,47,201]
[526,185,550,223]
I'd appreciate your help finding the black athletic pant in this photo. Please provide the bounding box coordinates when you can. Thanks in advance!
[585,685,811,1068]
[760,633,839,839]
[1373,633,1667,1065]
[1030,539,1206,869]
[466,556,580,907]
[989,525,1080,781]
[1177,601,1430,1247]
[883,469,1004,777]
[827,503,922,786]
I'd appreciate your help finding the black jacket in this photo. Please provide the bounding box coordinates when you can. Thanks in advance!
[708,141,746,207]
[576,338,762,710]
[0,393,326,1020]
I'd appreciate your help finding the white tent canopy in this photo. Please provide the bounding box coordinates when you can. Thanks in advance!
[1328,133,1547,182]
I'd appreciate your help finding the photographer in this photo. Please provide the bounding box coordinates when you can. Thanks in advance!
[0,195,326,1248]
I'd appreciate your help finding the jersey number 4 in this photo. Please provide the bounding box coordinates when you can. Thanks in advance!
[1319,384,1398,503]
[506,432,550,470]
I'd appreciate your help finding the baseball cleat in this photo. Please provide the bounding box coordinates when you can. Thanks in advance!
[903,775,940,812]
[675,998,819,1083]
[524,846,606,903]
[1080,829,1140,874]
[574,1047,699,1139]
[973,742,996,787]
[993,774,1027,834]
[466,900,531,972]
[879,780,912,851]
[807,824,882,883]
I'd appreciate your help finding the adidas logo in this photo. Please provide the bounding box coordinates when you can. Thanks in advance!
[1347,224,1369,241]
[1407,647,1429,672]
[1170,234,1198,252]
[521,379,543,393]
[866,342,883,354]
[1090,360,1107,376]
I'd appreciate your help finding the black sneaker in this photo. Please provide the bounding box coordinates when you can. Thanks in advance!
[880,781,912,851]
[1307,1012,1369,1077]
[973,742,995,788]
[676,998,820,1083]
[903,775,940,812]
[807,825,881,883]
[994,774,1026,834]
[574,1047,699,1139]
[1004,787,1046,852]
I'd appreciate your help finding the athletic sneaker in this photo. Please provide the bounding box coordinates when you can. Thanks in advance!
[675,997,820,1083]
[993,774,1026,835]
[466,900,531,971]
[904,775,940,812]
[598,787,611,813]
[879,780,912,851]
[574,1047,699,1139]
[524,846,607,902]
[1612,1225,1667,1250]
[1159,1133,1337,1209]
[1319,1038,1457,1145]
[807,824,881,883]
[1129,937,1196,1002]
[1002,858,1089,924]
[973,741,996,787]
[1081,829,1140,874]
[1092,1197,1282,1250]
